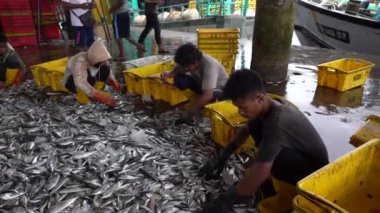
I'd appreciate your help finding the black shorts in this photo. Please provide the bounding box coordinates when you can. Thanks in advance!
[112,12,131,39]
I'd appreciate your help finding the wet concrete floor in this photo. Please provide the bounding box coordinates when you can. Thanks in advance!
[14,25,380,161]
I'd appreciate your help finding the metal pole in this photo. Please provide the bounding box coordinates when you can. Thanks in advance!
[37,0,41,46]
[48,0,66,40]
[96,0,112,48]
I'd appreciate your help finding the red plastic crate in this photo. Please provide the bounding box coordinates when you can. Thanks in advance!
[7,34,37,47]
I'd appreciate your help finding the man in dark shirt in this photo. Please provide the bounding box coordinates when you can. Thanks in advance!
[138,0,168,53]
[200,69,329,213]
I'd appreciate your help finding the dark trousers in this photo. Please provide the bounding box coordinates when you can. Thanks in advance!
[65,69,109,94]
[173,73,224,101]
[74,26,95,48]
[138,13,161,45]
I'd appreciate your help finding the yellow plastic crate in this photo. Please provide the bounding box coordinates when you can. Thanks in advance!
[202,49,239,55]
[349,115,380,147]
[205,95,297,153]
[297,139,380,213]
[146,75,190,106]
[198,39,239,44]
[123,61,175,96]
[218,58,236,75]
[5,68,19,86]
[198,44,239,50]
[317,58,374,92]
[30,57,68,86]
[47,71,69,92]
[293,195,323,213]
[312,86,364,108]
[31,57,68,72]
[205,100,254,153]
[197,28,240,39]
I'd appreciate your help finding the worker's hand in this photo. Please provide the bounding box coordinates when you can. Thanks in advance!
[92,90,117,107]
[109,79,122,92]
[160,72,170,84]
[202,187,237,213]
[174,111,193,125]
[198,155,225,180]
[81,2,95,9]
[13,70,22,87]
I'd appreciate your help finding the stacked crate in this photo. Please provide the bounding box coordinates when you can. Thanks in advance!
[30,0,61,41]
[197,28,240,75]
[0,0,37,47]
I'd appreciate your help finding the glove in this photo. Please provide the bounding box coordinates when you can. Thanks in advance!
[92,90,117,107]
[174,117,193,126]
[13,70,22,87]
[109,79,121,92]
[0,82,4,90]
[202,187,237,213]
[198,143,237,180]
[198,155,224,180]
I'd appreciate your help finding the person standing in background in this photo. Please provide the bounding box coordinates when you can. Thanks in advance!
[110,0,145,61]
[62,0,96,51]
[138,0,168,54]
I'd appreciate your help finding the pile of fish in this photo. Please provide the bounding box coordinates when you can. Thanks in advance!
[0,81,257,213]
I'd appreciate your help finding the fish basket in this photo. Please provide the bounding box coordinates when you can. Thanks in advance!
[205,100,255,153]
[47,71,69,92]
[317,58,374,92]
[296,139,380,213]
[349,115,380,147]
[123,61,175,96]
[146,75,191,106]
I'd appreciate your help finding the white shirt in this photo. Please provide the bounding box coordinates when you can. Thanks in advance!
[63,0,92,27]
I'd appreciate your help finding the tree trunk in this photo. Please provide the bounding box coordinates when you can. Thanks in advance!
[250,0,294,83]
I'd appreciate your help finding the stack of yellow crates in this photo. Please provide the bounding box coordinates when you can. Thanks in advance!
[30,57,68,92]
[197,28,240,74]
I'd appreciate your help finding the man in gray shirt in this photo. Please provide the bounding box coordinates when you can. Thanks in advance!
[161,43,228,124]
[199,70,329,213]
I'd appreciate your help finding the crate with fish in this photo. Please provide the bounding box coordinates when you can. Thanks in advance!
[205,100,255,153]
[349,115,380,147]
[123,61,175,96]
[145,74,195,106]
[317,58,374,92]
[296,139,380,213]
[197,28,240,40]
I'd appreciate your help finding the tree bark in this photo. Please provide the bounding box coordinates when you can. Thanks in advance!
[250,0,294,83]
